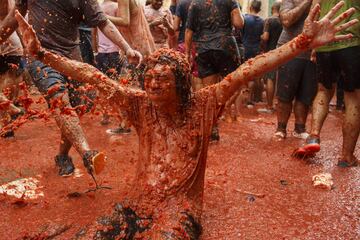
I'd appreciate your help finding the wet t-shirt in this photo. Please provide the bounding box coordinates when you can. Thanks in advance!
[277,0,310,59]
[242,14,264,50]
[175,0,192,44]
[263,16,282,51]
[15,0,107,60]
[317,0,360,52]
[125,87,222,216]
[186,0,239,55]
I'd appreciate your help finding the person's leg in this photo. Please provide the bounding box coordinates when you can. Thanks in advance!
[308,50,337,141]
[266,71,276,110]
[275,59,302,138]
[294,59,317,139]
[0,57,24,138]
[310,84,335,136]
[244,47,257,105]
[336,46,360,166]
[340,90,360,166]
[79,29,95,66]
[51,92,91,156]
[266,79,274,108]
[276,100,292,137]
[0,92,21,115]
[336,76,345,111]
[28,60,100,176]
[253,77,263,103]
[258,71,276,113]
[98,52,132,134]
[202,74,221,141]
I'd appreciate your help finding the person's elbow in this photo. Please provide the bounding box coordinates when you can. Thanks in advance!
[232,10,244,29]
[281,19,292,28]
[120,18,130,27]
[233,20,244,29]
[280,13,292,28]
[261,32,269,42]
[108,15,130,27]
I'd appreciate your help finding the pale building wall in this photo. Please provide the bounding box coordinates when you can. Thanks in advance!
[239,0,270,18]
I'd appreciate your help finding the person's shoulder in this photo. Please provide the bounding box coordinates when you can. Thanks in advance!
[161,7,171,15]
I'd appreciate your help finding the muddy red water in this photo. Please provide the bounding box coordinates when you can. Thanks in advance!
[0,102,359,239]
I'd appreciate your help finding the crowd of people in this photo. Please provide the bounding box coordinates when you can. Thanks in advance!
[0,0,359,238]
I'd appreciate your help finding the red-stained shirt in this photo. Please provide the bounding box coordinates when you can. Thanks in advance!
[124,87,222,218]
[16,0,107,60]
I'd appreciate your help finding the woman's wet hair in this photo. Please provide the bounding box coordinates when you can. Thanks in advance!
[139,48,192,111]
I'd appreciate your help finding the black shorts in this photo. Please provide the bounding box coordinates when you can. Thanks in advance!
[196,49,240,79]
[264,70,277,82]
[316,45,360,92]
[277,58,317,106]
[0,55,24,76]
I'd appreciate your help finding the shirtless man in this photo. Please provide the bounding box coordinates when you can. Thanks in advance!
[145,0,176,49]
[15,2,357,238]
[0,0,141,177]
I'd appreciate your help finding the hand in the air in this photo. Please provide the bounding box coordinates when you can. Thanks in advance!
[14,10,42,56]
[303,1,359,49]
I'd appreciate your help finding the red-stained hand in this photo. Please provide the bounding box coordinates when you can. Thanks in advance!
[126,48,143,67]
[14,10,42,56]
[161,15,171,29]
[304,1,359,49]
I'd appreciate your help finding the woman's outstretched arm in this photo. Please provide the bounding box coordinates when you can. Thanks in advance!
[14,10,143,105]
[210,2,358,106]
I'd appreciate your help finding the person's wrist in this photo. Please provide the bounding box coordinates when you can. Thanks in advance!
[294,33,313,50]
[125,47,133,55]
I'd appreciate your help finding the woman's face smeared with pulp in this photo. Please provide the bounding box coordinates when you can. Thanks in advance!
[144,64,178,106]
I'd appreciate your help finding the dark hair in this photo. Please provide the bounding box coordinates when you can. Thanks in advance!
[272,1,281,13]
[139,48,192,111]
[251,0,261,13]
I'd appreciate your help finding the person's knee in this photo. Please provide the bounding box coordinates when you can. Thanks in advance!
[278,97,292,105]
[344,91,360,109]
[318,82,335,95]
[48,90,71,109]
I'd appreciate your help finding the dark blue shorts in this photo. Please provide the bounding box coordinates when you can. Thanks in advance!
[28,60,84,107]
[244,46,260,61]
